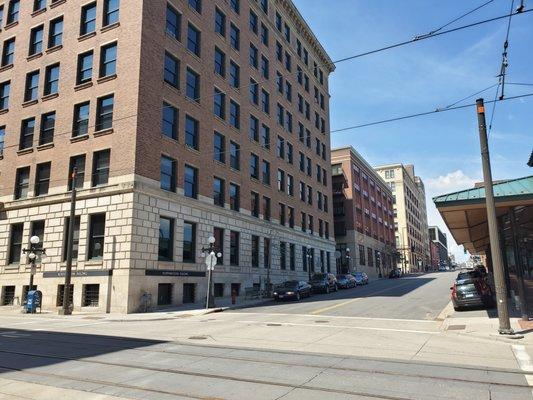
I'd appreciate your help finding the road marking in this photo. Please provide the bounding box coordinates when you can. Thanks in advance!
[513,345,533,372]
[235,320,439,334]
[309,298,361,315]
[308,280,418,315]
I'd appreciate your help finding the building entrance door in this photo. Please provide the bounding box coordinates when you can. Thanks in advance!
[183,283,195,304]
[157,283,172,305]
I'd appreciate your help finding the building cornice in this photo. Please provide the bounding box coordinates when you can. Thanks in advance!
[276,0,335,73]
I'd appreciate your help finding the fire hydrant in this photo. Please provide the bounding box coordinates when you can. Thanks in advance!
[231,289,237,305]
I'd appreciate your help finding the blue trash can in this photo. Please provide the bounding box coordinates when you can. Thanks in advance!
[26,290,42,314]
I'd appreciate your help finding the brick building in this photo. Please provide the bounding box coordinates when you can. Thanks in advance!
[429,225,448,269]
[0,0,335,312]
[331,147,396,279]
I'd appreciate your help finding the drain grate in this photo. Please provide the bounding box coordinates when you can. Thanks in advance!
[315,320,329,324]
[267,323,282,327]
[188,335,208,340]
[447,324,466,331]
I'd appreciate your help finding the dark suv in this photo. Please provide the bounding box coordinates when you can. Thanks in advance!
[451,271,494,311]
[309,273,338,294]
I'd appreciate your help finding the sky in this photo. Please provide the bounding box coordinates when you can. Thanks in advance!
[293,0,533,262]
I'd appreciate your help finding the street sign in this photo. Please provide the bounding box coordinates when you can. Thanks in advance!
[205,252,217,271]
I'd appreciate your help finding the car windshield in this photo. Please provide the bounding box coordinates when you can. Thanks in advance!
[457,271,480,280]
[278,281,299,288]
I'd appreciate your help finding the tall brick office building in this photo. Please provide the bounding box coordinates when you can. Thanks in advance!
[0,0,335,313]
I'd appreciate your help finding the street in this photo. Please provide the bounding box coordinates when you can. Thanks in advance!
[1,272,532,400]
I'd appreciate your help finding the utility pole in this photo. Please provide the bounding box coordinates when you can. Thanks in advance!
[59,168,77,315]
[475,99,513,335]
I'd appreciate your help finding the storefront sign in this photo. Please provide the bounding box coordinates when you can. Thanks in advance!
[145,270,206,277]
[43,270,113,278]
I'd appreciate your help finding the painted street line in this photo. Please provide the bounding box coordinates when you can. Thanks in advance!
[309,298,361,315]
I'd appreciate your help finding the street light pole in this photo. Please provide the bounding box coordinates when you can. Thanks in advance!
[60,167,77,316]
[345,248,351,274]
[306,245,312,280]
[201,236,221,309]
[22,235,46,302]
[475,98,513,335]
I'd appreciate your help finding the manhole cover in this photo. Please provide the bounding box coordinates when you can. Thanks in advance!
[188,335,208,340]
[267,323,282,326]
[315,320,329,324]
[447,324,466,331]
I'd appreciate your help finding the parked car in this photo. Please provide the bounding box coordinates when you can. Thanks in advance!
[388,269,401,279]
[474,265,487,277]
[336,274,357,289]
[273,280,312,301]
[451,271,494,311]
[352,272,369,285]
[309,273,338,294]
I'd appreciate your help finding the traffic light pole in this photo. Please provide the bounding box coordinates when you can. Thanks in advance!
[475,99,513,335]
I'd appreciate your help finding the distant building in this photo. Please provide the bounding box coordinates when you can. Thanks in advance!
[429,226,448,268]
[375,164,430,272]
[429,241,439,270]
[331,147,396,279]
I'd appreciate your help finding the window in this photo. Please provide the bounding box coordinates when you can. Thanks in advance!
[276,71,283,93]
[249,10,258,34]
[29,25,44,55]
[260,0,268,13]
[260,23,269,46]
[0,125,4,156]
[230,24,240,50]
[279,203,285,225]
[277,169,285,191]
[95,94,114,131]
[166,5,181,40]
[249,44,258,68]
[214,227,224,260]
[230,0,239,14]
[230,100,240,129]
[92,149,110,186]
[251,235,259,267]
[249,115,258,141]
[185,115,199,150]
[288,206,294,228]
[68,155,85,190]
[186,68,200,101]
[164,52,179,88]
[249,79,258,104]
[285,82,292,102]
[63,216,80,261]
[39,112,55,145]
[215,8,225,36]
[24,71,40,102]
[77,51,93,84]
[189,0,201,13]
[276,41,282,61]
[187,23,201,56]
[275,12,282,31]
[80,2,97,35]
[83,284,100,307]
[230,231,239,266]
[261,89,269,113]
[261,55,269,79]
[7,0,19,24]
[183,222,196,262]
[276,135,284,158]
[213,177,225,207]
[73,101,90,137]
[49,17,63,48]
[103,0,120,27]
[56,284,74,308]
[34,0,46,12]
[284,23,291,43]
[287,142,293,164]
[230,141,240,170]
[8,223,23,264]
[0,81,9,110]
[230,183,239,211]
[260,124,270,148]
[214,88,225,119]
[262,160,270,185]
[308,215,314,234]
[158,216,173,261]
[160,155,176,192]
[251,191,259,217]
[14,167,30,199]
[214,47,225,77]
[0,6,3,27]
[229,61,240,88]
[263,238,270,268]
[263,196,271,221]
[19,118,35,150]
[280,242,286,270]
[249,153,259,179]
[162,102,178,140]
[44,63,60,95]
[299,181,305,202]
[88,213,106,260]
[287,174,294,196]
[184,165,197,198]
[100,42,117,77]
[213,131,225,163]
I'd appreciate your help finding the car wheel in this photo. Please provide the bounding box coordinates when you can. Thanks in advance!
[453,306,461,311]
[296,292,301,301]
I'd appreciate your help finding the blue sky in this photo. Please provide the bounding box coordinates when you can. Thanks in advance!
[293,0,533,261]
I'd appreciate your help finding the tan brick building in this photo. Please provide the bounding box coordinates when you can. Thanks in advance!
[0,0,335,313]
[331,147,396,279]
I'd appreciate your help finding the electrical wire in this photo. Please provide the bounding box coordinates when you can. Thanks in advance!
[330,92,533,133]
[437,83,499,110]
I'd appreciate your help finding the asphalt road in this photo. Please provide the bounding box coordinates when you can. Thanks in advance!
[236,271,456,320]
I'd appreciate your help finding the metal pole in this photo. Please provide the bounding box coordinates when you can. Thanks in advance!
[205,252,215,309]
[29,259,35,291]
[475,98,513,334]
[60,168,77,315]
[509,207,529,321]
